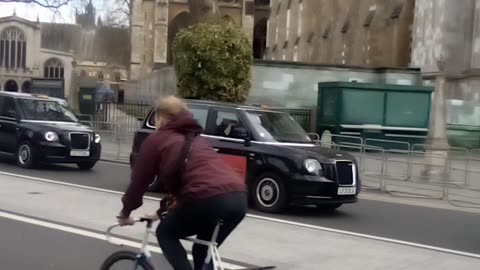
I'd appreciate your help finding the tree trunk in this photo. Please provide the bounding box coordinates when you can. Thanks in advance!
[188,0,220,23]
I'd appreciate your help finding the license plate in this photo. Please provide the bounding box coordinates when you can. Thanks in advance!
[338,187,356,195]
[70,150,90,157]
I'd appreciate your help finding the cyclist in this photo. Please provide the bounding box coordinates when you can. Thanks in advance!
[117,96,247,270]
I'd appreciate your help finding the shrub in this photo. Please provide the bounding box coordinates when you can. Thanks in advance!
[172,19,253,103]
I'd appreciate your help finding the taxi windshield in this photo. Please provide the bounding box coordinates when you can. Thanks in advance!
[245,110,312,143]
[18,99,79,123]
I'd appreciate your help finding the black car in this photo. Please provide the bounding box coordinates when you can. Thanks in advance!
[0,92,101,169]
[131,100,360,213]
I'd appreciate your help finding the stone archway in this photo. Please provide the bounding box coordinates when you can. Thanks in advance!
[4,80,18,92]
[22,81,31,93]
[253,18,268,59]
[167,11,192,64]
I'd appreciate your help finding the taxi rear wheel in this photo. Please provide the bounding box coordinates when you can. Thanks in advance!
[16,141,37,169]
[252,173,288,213]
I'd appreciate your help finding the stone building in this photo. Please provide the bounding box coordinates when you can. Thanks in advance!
[129,0,271,80]
[265,0,415,68]
[0,14,75,95]
[75,0,96,30]
[0,1,130,105]
[411,0,480,145]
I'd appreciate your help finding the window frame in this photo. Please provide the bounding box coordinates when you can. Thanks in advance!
[204,107,248,140]
[0,96,19,120]
[145,104,212,131]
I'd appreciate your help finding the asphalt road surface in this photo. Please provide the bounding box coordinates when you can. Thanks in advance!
[0,215,172,270]
[1,157,480,255]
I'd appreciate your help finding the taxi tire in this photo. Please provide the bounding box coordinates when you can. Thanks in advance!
[77,161,97,170]
[16,141,37,169]
[252,173,288,213]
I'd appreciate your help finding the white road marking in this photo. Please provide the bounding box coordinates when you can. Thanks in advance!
[247,214,480,260]
[2,170,480,260]
[0,171,160,201]
[0,210,245,270]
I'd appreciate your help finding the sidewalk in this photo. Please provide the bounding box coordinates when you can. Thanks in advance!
[0,174,479,270]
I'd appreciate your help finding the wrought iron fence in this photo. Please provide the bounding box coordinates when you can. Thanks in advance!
[274,108,313,132]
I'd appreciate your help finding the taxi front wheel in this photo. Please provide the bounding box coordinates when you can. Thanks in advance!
[16,141,37,169]
[252,173,288,213]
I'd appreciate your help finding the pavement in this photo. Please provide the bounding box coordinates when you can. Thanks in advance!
[1,160,480,269]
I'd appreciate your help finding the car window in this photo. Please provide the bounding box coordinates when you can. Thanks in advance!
[17,99,78,122]
[146,107,208,129]
[147,110,155,127]
[0,97,18,119]
[190,107,208,129]
[211,110,245,139]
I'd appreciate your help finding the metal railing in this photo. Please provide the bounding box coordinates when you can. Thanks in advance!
[311,133,480,208]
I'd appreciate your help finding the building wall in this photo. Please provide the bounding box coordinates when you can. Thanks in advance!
[0,19,43,92]
[266,0,414,68]
[124,60,423,107]
[130,0,256,81]
[39,49,74,99]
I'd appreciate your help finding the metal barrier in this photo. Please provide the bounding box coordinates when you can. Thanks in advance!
[385,150,449,200]
[320,134,480,207]
[365,138,410,151]
[360,145,386,191]
[91,121,122,160]
[446,149,480,208]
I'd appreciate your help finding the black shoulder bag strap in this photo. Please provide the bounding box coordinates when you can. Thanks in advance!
[171,132,195,195]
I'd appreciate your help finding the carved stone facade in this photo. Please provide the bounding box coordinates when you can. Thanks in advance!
[130,0,266,81]
[411,0,480,128]
[265,0,415,68]
[0,15,74,98]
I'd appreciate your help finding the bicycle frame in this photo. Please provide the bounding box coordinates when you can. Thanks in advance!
[106,218,225,270]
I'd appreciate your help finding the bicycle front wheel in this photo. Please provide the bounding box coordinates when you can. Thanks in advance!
[100,250,154,270]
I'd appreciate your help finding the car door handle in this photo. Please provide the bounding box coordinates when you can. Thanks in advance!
[213,148,219,152]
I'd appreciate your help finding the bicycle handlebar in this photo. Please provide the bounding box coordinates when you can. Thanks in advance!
[106,217,154,246]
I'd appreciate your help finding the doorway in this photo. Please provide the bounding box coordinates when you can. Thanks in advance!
[4,80,18,92]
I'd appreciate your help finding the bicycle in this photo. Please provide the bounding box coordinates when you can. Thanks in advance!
[101,217,226,270]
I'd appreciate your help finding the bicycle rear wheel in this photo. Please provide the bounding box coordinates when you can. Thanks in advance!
[101,251,154,270]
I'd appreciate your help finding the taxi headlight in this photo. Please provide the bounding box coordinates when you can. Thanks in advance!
[304,159,322,175]
[95,133,101,143]
[44,131,59,142]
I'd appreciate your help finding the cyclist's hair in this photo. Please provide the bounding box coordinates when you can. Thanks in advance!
[154,95,188,129]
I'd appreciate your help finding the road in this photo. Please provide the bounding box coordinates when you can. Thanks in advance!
[0,215,172,270]
[1,157,480,255]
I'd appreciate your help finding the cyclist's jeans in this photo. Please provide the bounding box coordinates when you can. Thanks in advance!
[156,192,247,270]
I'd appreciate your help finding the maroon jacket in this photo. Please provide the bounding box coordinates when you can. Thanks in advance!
[121,111,246,216]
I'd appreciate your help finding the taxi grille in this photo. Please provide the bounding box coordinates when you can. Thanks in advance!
[70,133,90,150]
[336,161,354,185]
[322,161,355,186]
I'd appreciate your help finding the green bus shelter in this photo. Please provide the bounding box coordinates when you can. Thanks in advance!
[316,82,434,150]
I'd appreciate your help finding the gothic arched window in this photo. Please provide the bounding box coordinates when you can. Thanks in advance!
[0,27,27,70]
[44,58,65,79]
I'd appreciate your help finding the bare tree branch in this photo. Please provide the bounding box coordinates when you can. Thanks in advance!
[101,0,131,27]
[0,0,71,9]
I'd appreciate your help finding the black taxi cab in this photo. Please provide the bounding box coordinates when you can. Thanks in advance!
[0,92,101,169]
[130,100,360,213]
